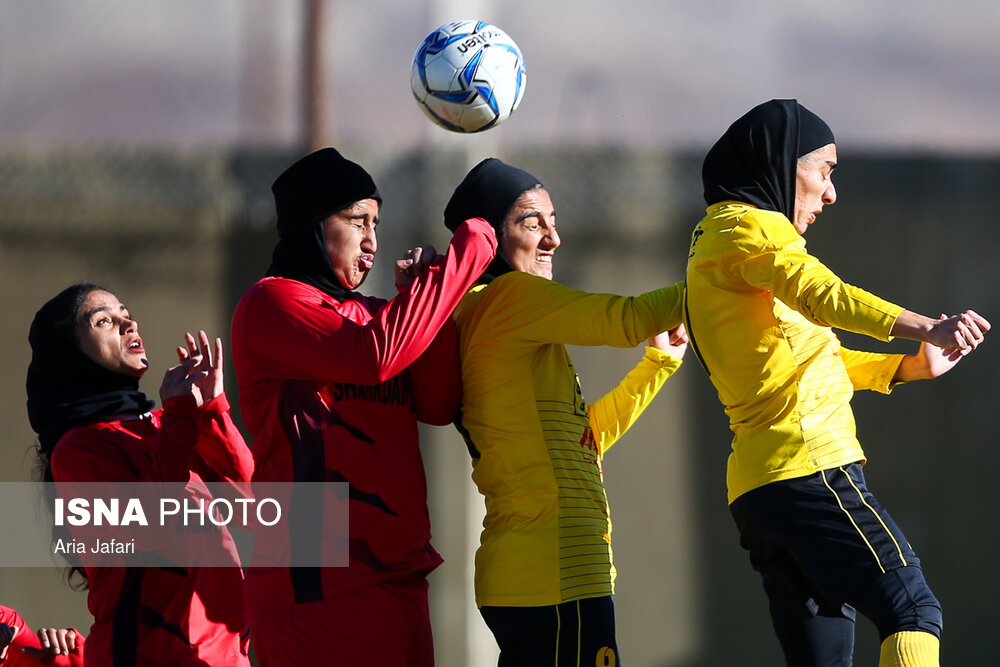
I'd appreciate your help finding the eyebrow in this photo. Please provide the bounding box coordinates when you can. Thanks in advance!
[516,209,555,221]
[84,304,127,321]
[348,213,378,225]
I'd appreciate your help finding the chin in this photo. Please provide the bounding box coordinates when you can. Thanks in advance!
[126,365,148,378]
[339,274,366,290]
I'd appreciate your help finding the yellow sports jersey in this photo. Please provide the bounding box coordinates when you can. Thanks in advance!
[685,202,907,503]
[453,271,684,607]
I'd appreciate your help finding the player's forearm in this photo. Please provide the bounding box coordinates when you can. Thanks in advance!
[892,353,931,383]
[889,310,936,343]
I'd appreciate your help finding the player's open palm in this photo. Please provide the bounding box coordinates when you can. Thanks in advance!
[177,330,225,406]
[160,330,223,407]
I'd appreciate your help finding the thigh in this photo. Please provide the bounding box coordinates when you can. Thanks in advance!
[248,580,431,667]
[731,464,940,659]
[734,465,919,601]
[481,604,559,667]
[852,564,942,641]
[787,464,939,638]
[741,536,857,667]
[481,597,620,667]
[732,472,862,666]
[577,597,620,667]
[400,578,434,667]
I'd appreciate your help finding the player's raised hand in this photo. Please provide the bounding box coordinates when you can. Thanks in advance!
[160,331,224,406]
[894,320,966,383]
[175,331,225,406]
[928,310,990,351]
[395,245,440,290]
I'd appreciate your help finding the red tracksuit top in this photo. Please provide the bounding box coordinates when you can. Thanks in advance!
[230,217,497,604]
[0,605,83,667]
[49,394,253,667]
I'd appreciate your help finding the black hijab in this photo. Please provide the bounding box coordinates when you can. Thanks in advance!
[266,147,382,300]
[26,283,155,457]
[702,99,835,221]
[443,157,543,283]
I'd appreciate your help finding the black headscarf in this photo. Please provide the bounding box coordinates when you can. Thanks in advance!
[443,158,543,283]
[26,283,155,457]
[266,147,382,300]
[702,99,835,221]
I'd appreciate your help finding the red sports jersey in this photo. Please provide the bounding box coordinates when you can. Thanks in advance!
[230,217,497,605]
[0,605,83,667]
[49,394,252,667]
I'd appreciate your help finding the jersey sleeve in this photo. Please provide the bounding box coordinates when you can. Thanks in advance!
[486,273,685,349]
[734,212,904,341]
[588,346,683,455]
[236,217,497,385]
[189,393,254,485]
[840,347,905,394]
[408,319,462,426]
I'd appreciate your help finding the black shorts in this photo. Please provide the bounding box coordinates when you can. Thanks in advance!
[480,595,619,667]
[729,463,942,663]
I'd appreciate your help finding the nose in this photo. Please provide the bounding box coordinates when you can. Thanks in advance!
[122,318,138,335]
[543,226,560,249]
[362,225,377,254]
[823,181,837,205]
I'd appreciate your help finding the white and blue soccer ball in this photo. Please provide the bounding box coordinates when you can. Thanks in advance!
[410,20,526,133]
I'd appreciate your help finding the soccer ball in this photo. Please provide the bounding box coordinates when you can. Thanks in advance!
[410,20,526,133]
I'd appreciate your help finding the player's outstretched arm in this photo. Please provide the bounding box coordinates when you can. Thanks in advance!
[890,309,990,351]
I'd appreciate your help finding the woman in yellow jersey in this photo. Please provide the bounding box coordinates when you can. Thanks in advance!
[444,158,687,666]
[685,99,990,667]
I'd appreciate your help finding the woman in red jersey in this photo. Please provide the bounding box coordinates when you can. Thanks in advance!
[26,282,253,666]
[231,148,497,666]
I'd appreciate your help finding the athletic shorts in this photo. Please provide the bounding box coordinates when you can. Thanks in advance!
[248,575,433,667]
[480,595,619,667]
[729,463,941,661]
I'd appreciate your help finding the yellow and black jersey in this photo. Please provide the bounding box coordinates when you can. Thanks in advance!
[685,202,907,503]
[454,271,684,607]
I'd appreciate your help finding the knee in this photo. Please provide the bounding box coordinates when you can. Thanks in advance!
[872,567,942,639]
[900,602,943,639]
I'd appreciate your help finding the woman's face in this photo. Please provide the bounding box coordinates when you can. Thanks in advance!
[74,290,148,378]
[500,188,559,280]
[322,198,380,290]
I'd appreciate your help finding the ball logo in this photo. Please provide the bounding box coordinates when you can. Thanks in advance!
[596,646,616,666]
[456,30,500,55]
